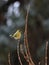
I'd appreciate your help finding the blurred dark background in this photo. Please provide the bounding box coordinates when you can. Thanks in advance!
[0,0,49,65]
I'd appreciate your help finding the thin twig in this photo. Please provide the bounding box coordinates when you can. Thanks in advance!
[20,44,27,61]
[17,40,23,65]
[45,41,48,65]
[24,4,35,65]
[38,62,41,65]
[8,51,11,65]
[24,4,31,64]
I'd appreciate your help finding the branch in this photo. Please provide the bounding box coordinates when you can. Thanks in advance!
[45,41,48,65]
[8,51,11,65]
[24,4,35,65]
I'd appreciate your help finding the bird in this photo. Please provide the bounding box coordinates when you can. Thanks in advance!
[9,30,23,65]
[10,30,21,40]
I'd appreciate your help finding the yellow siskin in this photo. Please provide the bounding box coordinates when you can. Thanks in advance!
[10,30,21,40]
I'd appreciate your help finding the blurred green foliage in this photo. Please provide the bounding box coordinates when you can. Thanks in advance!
[0,0,49,65]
